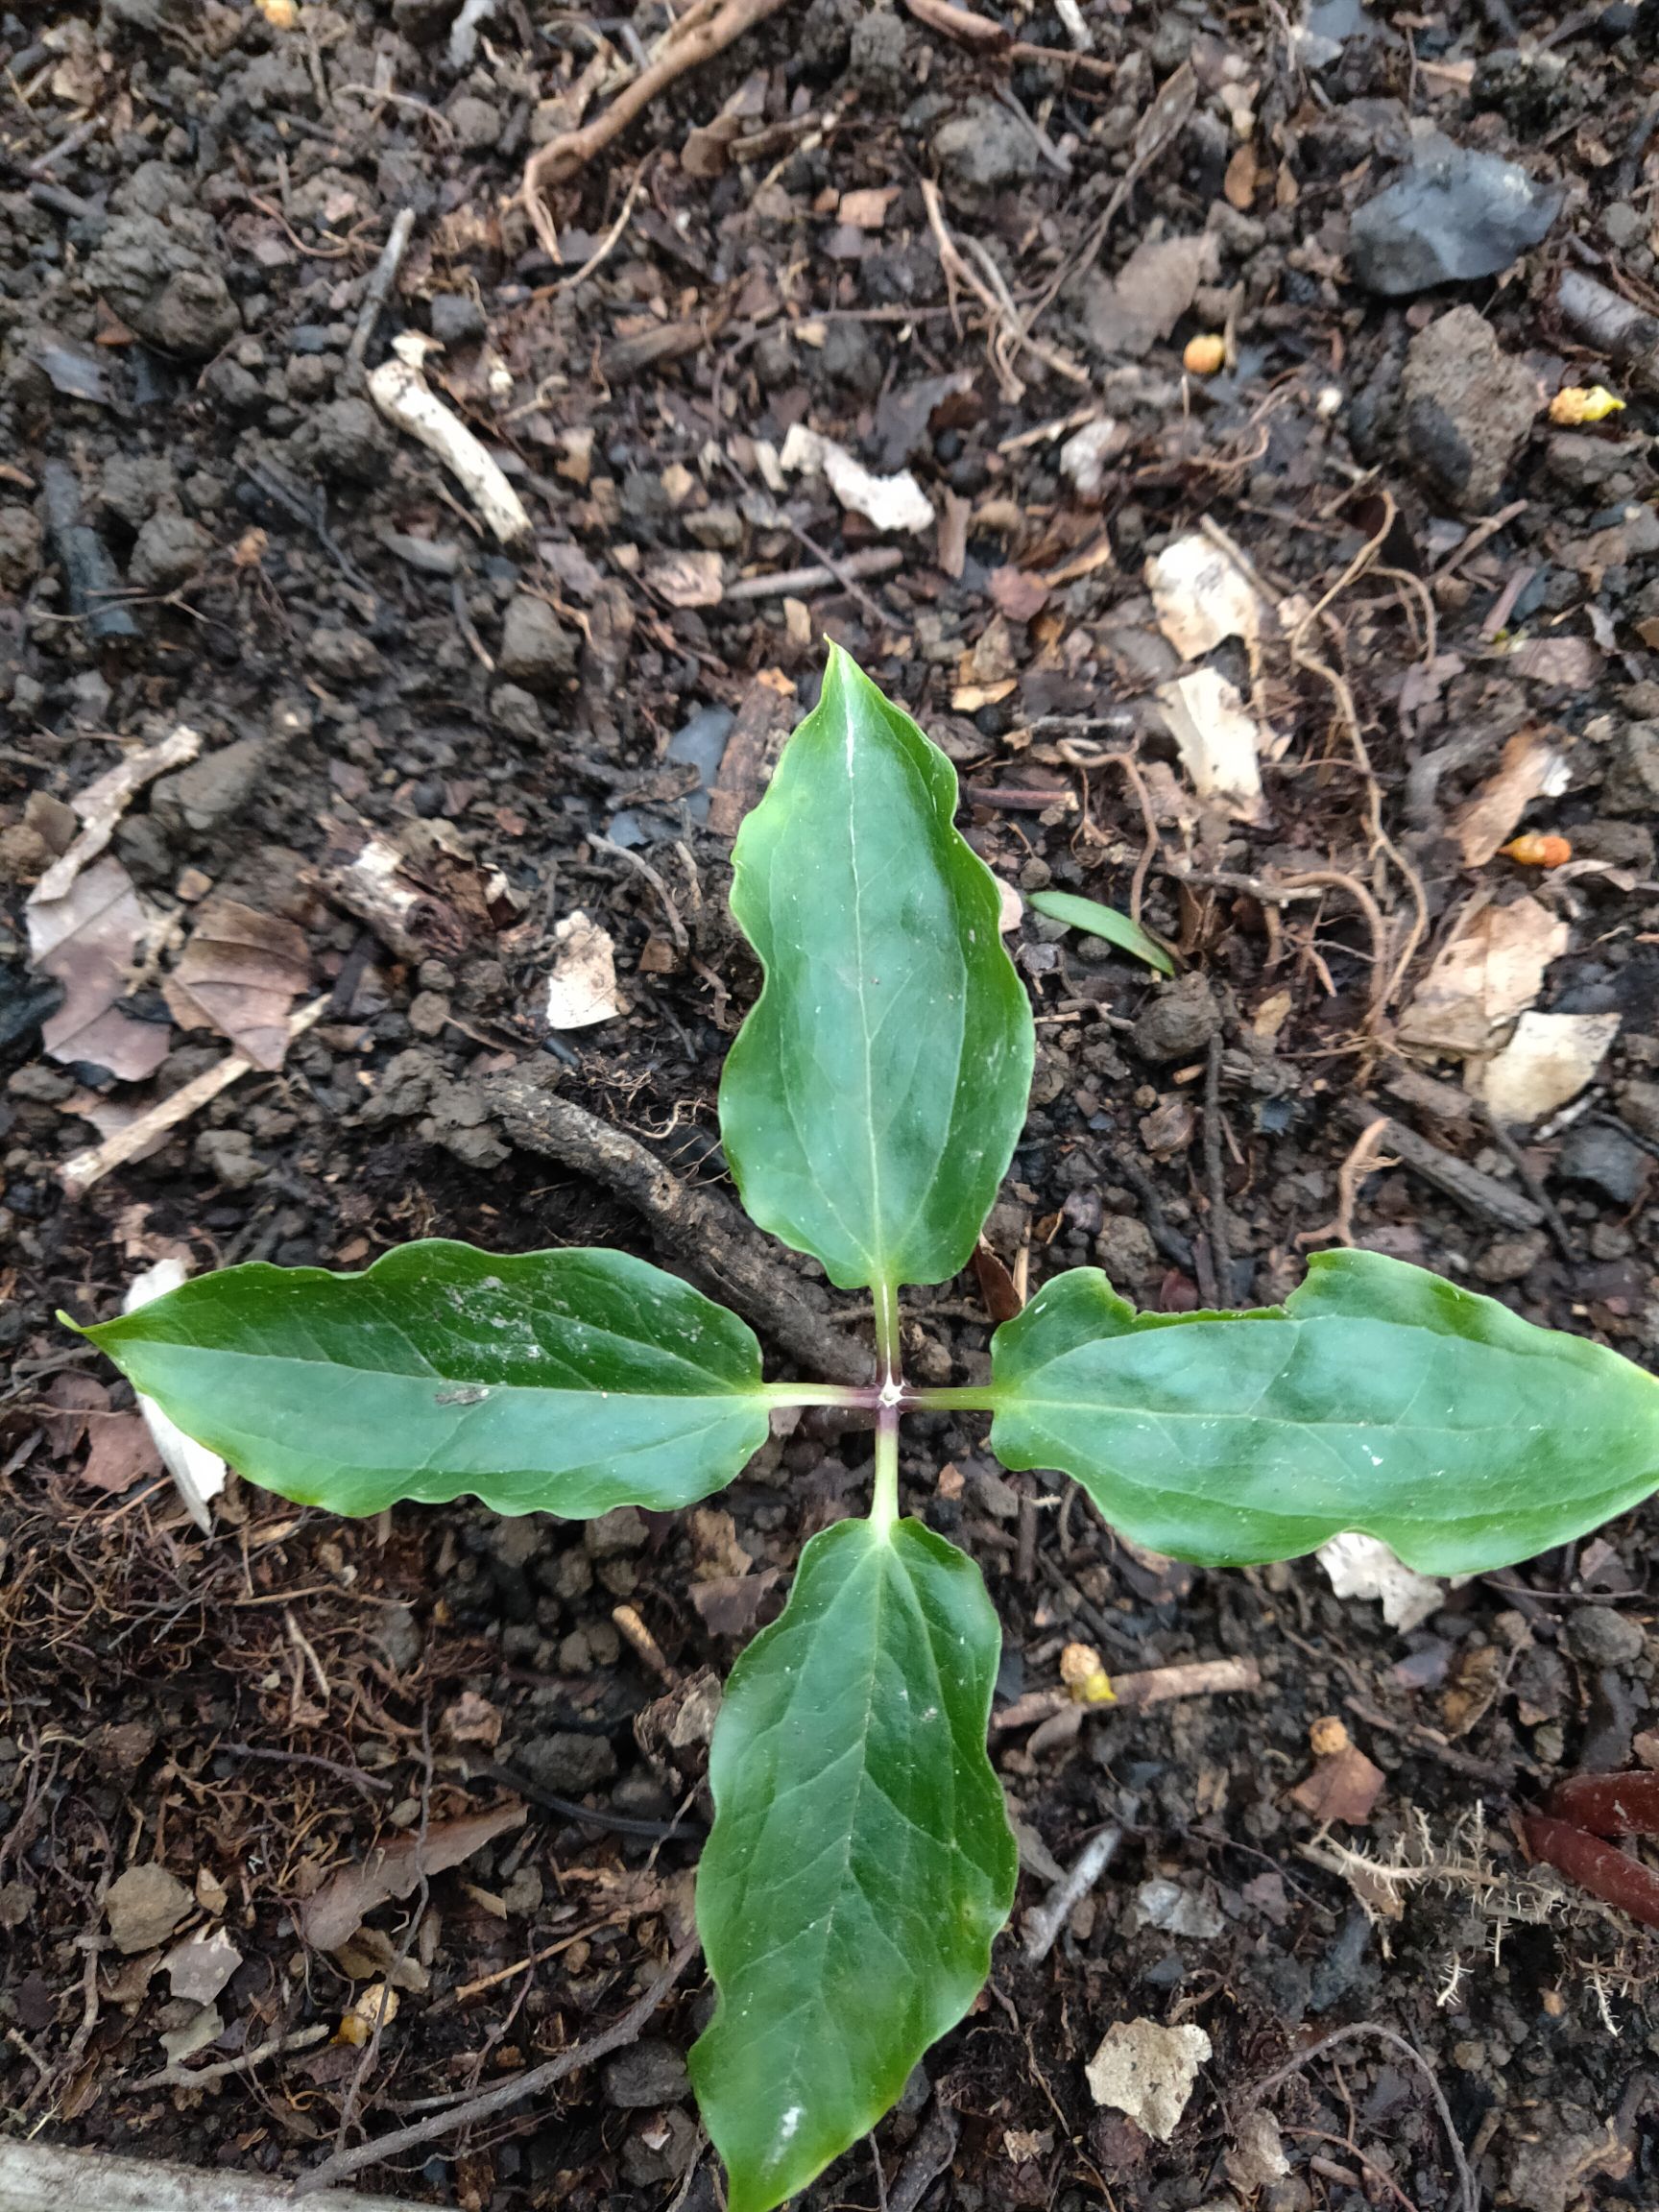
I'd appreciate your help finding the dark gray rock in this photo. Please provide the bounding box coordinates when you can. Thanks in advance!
[449,95,503,150]
[1602,722,1659,816]
[517,1730,617,1794]
[1555,1121,1648,1207]
[101,453,177,529]
[850,5,909,91]
[1398,307,1538,514]
[88,213,239,359]
[489,683,545,740]
[1564,1605,1645,1665]
[153,734,271,836]
[130,512,211,590]
[314,397,391,485]
[1616,1078,1659,1143]
[498,593,577,690]
[934,98,1041,194]
[1473,1229,1548,1284]
[429,292,486,345]
[1350,142,1561,296]
[1095,1214,1159,1289]
[0,506,42,590]
[601,2039,691,2109]
[1545,433,1648,490]
[195,1127,264,1189]
[1131,974,1221,1062]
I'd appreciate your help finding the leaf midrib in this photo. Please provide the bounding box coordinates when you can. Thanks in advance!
[116,1325,752,1397]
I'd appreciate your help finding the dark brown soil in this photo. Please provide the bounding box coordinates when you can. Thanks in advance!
[4,3,1659,2209]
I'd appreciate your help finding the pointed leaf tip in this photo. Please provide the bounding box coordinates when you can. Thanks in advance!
[718,658,1034,1291]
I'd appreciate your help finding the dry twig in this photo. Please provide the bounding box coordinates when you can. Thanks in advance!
[296,1930,701,2194]
[521,0,790,255]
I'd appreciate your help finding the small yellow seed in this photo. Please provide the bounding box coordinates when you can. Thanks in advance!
[255,0,299,27]
[1502,832,1573,868]
[1060,1641,1117,1704]
[1549,385,1625,426]
[1309,1714,1350,1759]
[1183,333,1227,377]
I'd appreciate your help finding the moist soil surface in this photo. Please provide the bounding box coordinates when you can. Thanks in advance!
[5,3,1659,2209]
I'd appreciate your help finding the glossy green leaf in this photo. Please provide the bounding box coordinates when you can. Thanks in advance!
[690,1516,1016,2212]
[719,645,1034,1293]
[75,1240,770,1519]
[988,1248,1659,1575]
[1027,887,1174,975]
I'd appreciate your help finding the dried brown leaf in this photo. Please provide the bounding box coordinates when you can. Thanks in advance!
[300,1804,526,1953]
[80,1412,164,1495]
[1289,1743,1385,1825]
[162,898,311,1070]
[1453,728,1571,867]
[27,855,170,1081]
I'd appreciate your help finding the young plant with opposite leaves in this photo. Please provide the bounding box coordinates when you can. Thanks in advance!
[79,649,1659,2211]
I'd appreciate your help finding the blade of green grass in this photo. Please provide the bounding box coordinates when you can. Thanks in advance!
[1027,888,1174,975]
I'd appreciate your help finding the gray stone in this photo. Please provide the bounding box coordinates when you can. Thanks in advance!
[684,504,745,551]
[586,1504,648,1557]
[1617,1079,1659,1143]
[1605,202,1643,249]
[1095,1214,1159,1288]
[1399,306,1538,514]
[308,627,384,683]
[489,682,544,740]
[130,512,211,591]
[1571,819,1654,873]
[850,6,908,90]
[1545,433,1648,490]
[1602,721,1659,816]
[378,1602,423,1671]
[195,1127,264,1189]
[101,452,177,529]
[1131,974,1221,1062]
[421,1079,509,1170]
[1564,1605,1645,1665]
[153,734,271,836]
[314,397,391,485]
[933,97,1040,193]
[107,1863,192,1955]
[429,292,486,345]
[497,594,577,689]
[1473,1230,1548,1284]
[449,95,503,150]
[88,213,239,359]
[1555,1121,1648,1207]
[517,1730,617,1794]
[1349,142,1561,296]
[602,2038,691,2109]
[0,505,42,590]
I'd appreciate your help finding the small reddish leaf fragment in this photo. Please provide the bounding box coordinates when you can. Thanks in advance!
[80,1411,164,1495]
[1524,1814,1659,1929]
[1290,1741,1384,1826]
[989,565,1050,622]
[972,1237,1022,1324]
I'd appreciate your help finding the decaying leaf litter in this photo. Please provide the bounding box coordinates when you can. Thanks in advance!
[5,0,1659,2206]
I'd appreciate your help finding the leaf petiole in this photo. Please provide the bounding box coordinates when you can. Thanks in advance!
[869,1401,901,1537]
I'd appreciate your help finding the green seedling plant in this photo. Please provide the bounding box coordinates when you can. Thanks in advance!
[78,649,1659,2211]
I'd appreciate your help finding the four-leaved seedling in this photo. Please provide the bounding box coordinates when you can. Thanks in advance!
[79,648,1659,2211]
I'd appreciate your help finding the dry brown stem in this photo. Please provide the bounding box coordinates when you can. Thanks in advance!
[521,0,790,256]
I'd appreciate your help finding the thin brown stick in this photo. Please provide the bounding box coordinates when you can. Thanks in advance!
[1203,1031,1234,1298]
[1243,2023,1478,2212]
[521,0,789,245]
[1297,1114,1394,1249]
[295,1931,700,2194]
